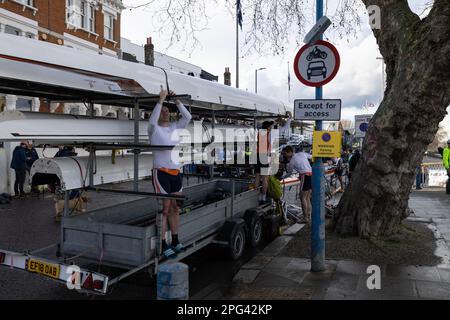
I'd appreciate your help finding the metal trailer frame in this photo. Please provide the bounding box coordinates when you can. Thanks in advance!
[0,44,287,296]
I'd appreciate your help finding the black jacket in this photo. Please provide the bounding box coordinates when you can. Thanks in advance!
[26,148,39,169]
[348,152,360,172]
[10,146,27,170]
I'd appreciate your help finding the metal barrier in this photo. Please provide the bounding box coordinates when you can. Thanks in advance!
[417,163,448,188]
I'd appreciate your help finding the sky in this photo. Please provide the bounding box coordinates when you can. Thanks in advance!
[121,0,450,138]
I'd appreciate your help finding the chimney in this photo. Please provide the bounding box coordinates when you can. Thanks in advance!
[144,37,155,66]
[224,67,231,86]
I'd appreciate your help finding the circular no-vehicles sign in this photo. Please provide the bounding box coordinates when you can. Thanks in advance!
[293,40,340,87]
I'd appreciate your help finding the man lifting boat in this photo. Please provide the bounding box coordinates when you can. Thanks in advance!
[149,86,192,259]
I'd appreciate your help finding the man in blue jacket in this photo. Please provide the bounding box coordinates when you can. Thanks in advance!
[10,141,28,197]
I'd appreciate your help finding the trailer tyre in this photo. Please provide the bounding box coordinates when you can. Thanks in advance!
[244,211,263,247]
[228,224,246,260]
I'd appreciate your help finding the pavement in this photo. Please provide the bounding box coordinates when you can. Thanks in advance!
[192,188,450,300]
[1,179,450,300]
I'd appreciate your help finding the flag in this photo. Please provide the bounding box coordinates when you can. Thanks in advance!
[288,64,291,92]
[237,0,243,30]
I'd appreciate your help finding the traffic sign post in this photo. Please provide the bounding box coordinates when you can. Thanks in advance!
[297,0,333,273]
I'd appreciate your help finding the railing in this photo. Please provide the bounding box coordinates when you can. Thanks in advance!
[416,162,447,188]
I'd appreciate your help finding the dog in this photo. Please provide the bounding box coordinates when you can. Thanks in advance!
[54,194,89,222]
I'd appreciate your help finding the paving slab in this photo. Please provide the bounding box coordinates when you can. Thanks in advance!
[385,265,441,282]
[230,286,313,300]
[327,273,361,292]
[232,269,260,284]
[323,287,357,300]
[241,255,273,270]
[436,268,450,284]
[258,236,292,257]
[283,223,306,236]
[262,267,308,284]
[356,276,419,298]
[415,280,450,300]
[252,271,302,288]
[336,260,372,275]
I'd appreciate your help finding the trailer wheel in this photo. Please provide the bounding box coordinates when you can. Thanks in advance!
[228,224,246,260]
[244,211,263,247]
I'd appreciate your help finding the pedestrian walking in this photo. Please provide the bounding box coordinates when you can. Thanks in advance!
[443,140,450,195]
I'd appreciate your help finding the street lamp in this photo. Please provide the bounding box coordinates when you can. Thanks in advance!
[255,67,266,94]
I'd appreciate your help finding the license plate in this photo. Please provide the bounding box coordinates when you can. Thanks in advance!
[27,259,60,279]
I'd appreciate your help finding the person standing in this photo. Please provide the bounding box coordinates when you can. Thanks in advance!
[149,86,192,259]
[282,145,313,223]
[25,141,39,172]
[415,165,423,190]
[10,141,28,198]
[255,112,292,204]
[25,142,39,194]
[443,140,450,194]
[348,149,360,180]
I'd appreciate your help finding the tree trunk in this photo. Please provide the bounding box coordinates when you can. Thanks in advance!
[333,0,450,237]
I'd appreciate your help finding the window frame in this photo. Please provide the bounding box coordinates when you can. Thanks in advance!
[103,12,114,41]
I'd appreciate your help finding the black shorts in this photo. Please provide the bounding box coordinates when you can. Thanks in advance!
[152,169,183,194]
[335,169,344,176]
[299,175,312,192]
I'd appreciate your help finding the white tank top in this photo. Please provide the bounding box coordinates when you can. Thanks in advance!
[148,102,192,170]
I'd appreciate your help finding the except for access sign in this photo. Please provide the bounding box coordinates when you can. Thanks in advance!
[294,40,340,87]
[294,99,341,121]
[312,131,342,158]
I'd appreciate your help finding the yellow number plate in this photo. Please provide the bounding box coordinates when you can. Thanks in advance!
[27,259,60,279]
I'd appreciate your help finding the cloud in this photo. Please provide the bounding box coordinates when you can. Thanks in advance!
[121,0,449,132]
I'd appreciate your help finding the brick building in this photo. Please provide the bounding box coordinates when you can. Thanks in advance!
[0,0,124,113]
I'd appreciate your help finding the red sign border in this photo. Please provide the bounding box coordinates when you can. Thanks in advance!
[293,40,340,87]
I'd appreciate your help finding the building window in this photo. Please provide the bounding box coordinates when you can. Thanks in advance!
[88,4,95,32]
[80,1,86,29]
[4,25,22,36]
[16,0,34,7]
[104,13,114,41]
[66,0,96,33]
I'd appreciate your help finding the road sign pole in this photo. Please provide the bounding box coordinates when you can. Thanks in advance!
[311,0,326,272]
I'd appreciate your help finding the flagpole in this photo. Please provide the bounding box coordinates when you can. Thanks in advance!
[236,1,239,88]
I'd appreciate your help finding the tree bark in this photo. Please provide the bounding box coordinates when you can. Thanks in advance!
[333,0,450,236]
